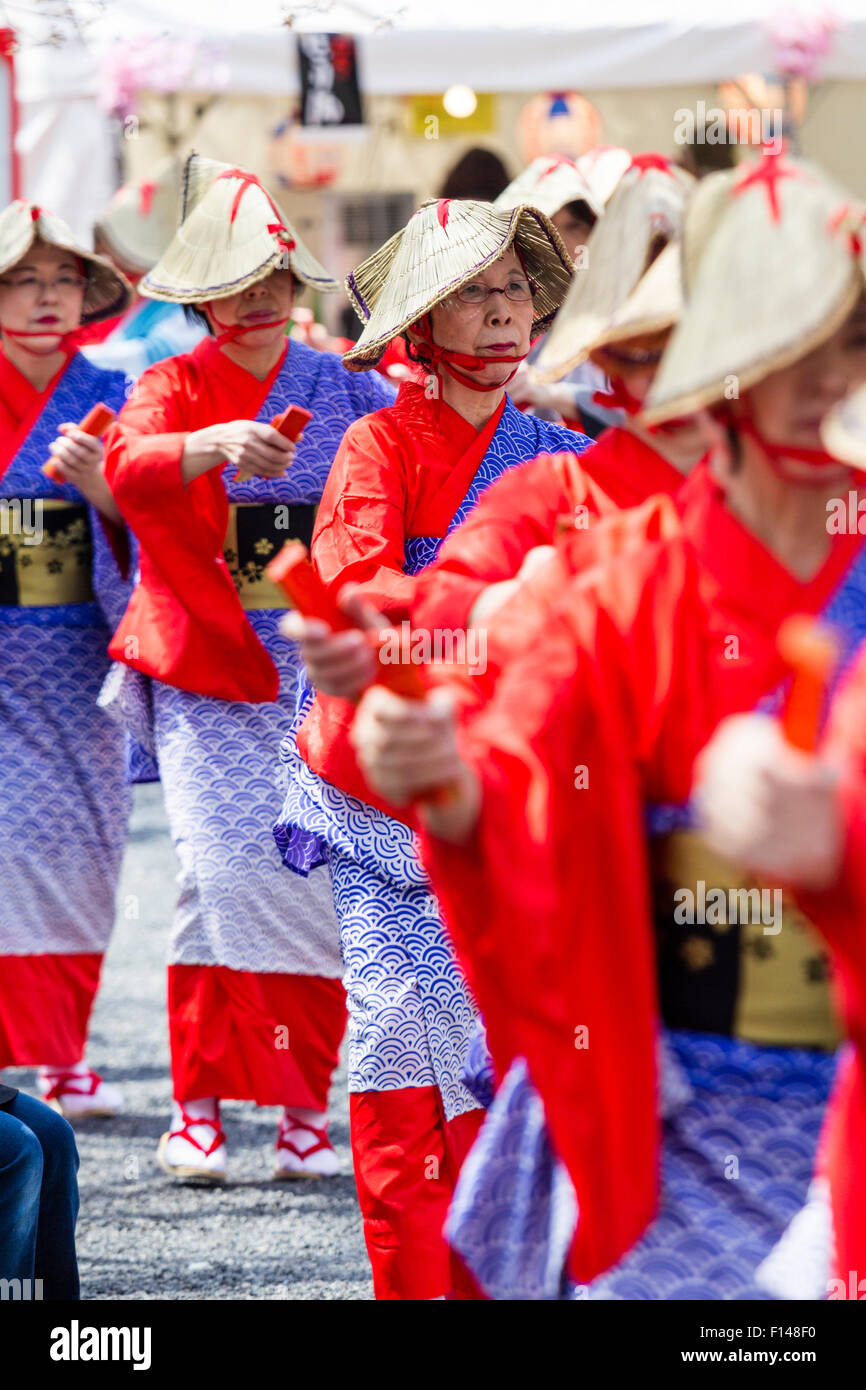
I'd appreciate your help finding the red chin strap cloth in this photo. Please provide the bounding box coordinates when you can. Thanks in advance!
[2,236,91,356]
[716,403,847,482]
[204,304,291,348]
[593,374,697,435]
[593,375,643,416]
[410,312,529,393]
[0,325,85,358]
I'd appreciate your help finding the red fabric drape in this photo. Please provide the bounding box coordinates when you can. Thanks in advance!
[419,470,864,1281]
[350,1086,484,1299]
[104,337,289,701]
[168,963,346,1108]
[0,953,103,1067]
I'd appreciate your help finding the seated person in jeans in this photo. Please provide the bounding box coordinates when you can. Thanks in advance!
[0,1081,80,1300]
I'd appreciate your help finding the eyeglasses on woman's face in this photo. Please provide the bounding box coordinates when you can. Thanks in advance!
[0,272,87,297]
[452,276,535,307]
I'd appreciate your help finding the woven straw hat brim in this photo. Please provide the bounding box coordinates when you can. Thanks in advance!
[139,153,340,304]
[532,239,682,384]
[643,159,865,424]
[342,200,573,371]
[95,156,182,275]
[822,385,866,470]
[530,165,693,382]
[494,158,604,222]
[0,200,131,324]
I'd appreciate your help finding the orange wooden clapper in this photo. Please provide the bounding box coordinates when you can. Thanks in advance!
[42,402,116,482]
[235,404,312,482]
[267,541,455,803]
[777,614,840,752]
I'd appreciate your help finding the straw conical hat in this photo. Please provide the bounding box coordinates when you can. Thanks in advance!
[140,153,340,304]
[0,199,131,324]
[822,386,866,470]
[95,156,182,275]
[575,146,633,206]
[342,198,573,372]
[644,152,865,423]
[494,156,604,223]
[532,160,694,382]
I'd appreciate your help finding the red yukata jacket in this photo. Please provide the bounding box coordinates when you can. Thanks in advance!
[417,464,863,1285]
[103,337,293,702]
[412,425,687,634]
[797,645,866,1284]
[298,379,512,811]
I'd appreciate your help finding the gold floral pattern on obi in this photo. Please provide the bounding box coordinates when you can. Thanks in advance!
[223,502,316,611]
[0,500,94,606]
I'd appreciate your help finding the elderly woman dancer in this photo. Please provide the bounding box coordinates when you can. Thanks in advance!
[0,200,133,1118]
[102,156,394,1182]
[275,196,581,1297]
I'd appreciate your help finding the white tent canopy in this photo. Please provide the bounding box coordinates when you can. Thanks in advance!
[8,0,866,237]
[14,0,866,100]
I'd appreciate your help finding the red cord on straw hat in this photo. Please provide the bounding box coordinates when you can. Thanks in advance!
[267,223,297,253]
[827,202,866,258]
[215,168,298,263]
[538,155,579,180]
[732,140,802,222]
[437,199,451,229]
[628,153,675,178]
[216,168,286,226]
[139,181,157,216]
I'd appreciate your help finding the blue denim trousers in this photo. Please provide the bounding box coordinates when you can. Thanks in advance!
[0,1091,80,1300]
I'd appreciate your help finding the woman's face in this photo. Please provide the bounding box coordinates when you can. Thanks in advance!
[738,294,866,483]
[0,241,86,349]
[425,248,535,389]
[592,329,672,404]
[204,267,295,350]
[551,202,595,259]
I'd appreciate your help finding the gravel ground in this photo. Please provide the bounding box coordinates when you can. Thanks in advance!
[6,783,372,1302]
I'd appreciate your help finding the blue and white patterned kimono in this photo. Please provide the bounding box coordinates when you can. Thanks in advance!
[0,353,132,980]
[108,341,395,980]
[275,398,589,1119]
[445,536,866,1300]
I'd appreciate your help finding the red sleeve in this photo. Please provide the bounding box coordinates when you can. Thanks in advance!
[412,452,576,631]
[310,410,416,620]
[102,356,277,702]
[796,651,866,1023]
[412,452,614,632]
[417,542,705,1282]
[104,357,225,552]
[796,650,866,1281]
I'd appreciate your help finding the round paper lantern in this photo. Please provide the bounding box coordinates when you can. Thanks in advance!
[268,114,345,190]
[517,91,603,165]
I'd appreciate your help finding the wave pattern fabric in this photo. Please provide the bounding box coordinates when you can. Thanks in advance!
[139,344,392,977]
[276,400,585,1116]
[156,610,341,976]
[448,1031,837,1300]
[0,355,132,957]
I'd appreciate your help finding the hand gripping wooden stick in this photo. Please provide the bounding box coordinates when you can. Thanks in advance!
[266,541,456,801]
[42,402,116,482]
[777,614,840,752]
[235,404,312,483]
